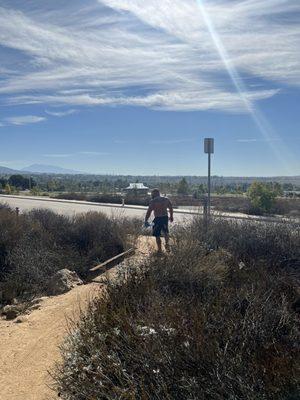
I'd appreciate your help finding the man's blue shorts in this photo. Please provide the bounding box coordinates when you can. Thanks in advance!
[152,216,169,237]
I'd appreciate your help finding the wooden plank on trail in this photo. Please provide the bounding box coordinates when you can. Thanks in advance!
[89,248,135,272]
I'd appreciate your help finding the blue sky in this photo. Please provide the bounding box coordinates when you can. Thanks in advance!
[0,0,299,176]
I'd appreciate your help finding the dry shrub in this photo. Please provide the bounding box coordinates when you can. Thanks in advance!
[53,192,151,207]
[0,208,139,302]
[88,194,122,204]
[211,196,300,217]
[5,234,69,300]
[89,194,150,207]
[0,206,25,280]
[185,217,300,267]
[273,198,300,217]
[55,219,300,400]
[54,192,87,201]
[66,212,129,277]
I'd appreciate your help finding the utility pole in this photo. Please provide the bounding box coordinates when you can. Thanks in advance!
[204,138,214,219]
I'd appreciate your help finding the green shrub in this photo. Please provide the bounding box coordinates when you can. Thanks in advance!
[247,182,277,214]
[177,177,189,195]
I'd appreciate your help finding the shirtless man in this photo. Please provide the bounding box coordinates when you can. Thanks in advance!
[145,189,174,252]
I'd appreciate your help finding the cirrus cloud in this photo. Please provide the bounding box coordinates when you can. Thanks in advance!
[4,115,46,126]
[45,109,77,117]
[0,0,298,113]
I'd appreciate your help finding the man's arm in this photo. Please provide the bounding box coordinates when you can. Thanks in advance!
[145,203,153,223]
[167,199,174,222]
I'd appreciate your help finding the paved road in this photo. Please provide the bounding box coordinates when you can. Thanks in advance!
[1,195,297,225]
[0,195,194,224]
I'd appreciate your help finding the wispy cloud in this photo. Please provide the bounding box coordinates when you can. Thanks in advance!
[43,153,72,158]
[237,139,260,143]
[237,138,281,143]
[43,151,110,158]
[45,109,77,117]
[4,115,46,126]
[0,1,298,112]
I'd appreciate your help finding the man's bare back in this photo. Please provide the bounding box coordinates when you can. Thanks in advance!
[148,196,172,218]
[145,189,173,252]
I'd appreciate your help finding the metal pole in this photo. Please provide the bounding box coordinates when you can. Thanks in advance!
[202,196,208,232]
[208,152,211,218]
[204,137,214,223]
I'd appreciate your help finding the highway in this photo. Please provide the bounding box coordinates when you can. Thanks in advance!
[0,195,194,224]
[0,195,296,225]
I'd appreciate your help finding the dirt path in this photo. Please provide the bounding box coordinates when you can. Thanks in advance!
[0,236,156,400]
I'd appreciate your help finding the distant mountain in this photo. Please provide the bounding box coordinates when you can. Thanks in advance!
[0,166,20,174]
[0,163,299,183]
[21,164,83,174]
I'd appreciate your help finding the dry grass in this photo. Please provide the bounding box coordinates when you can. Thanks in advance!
[212,196,300,217]
[0,207,140,303]
[53,192,151,206]
[54,218,300,400]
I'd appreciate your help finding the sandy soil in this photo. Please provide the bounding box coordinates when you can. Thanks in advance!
[0,236,156,400]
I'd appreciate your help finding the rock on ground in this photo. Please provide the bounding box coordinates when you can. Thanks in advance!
[47,269,83,296]
[1,305,20,320]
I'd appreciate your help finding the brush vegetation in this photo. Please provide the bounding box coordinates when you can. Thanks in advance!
[55,218,300,400]
[0,204,138,303]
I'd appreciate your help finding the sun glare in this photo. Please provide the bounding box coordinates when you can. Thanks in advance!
[196,0,294,174]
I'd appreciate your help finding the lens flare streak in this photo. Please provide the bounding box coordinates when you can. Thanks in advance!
[196,0,294,174]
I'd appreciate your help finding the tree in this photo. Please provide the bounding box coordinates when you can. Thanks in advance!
[47,180,59,192]
[198,184,206,195]
[30,187,40,196]
[193,184,206,198]
[215,185,227,195]
[177,178,189,196]
[0,178,7,189]
[4,183,11,194]
[8,174,36,190]
[283,183,293,191]
[271,182,283,197]
[235,184,243,194]
[247,182,276,214]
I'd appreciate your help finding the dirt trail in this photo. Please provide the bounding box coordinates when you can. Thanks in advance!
[0,236,155,400]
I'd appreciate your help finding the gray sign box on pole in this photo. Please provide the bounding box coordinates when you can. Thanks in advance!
[204,138,214,154]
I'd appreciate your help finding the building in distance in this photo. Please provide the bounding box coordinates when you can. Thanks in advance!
[124,183,149,197]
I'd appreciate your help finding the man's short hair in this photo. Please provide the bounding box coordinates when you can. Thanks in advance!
[151,188,160,197]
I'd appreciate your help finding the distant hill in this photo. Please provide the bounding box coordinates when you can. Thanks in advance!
[0,164,299,184]
[0,166,20,174]
[21,164,83,174]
